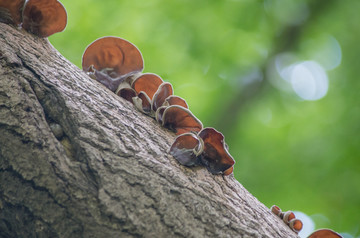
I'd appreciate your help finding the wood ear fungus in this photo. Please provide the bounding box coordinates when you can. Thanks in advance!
[116,87,137,103]
[133,91,152,114]
[22,0,67,37]
[270,205,303,234]
[282,211,296,224]
[308,229,343,238]
[151,82,173,112]
[271,205,282,216]
[131,73,163,99]
[81,36,236,176]
[198,128,235,174]
[163,95,188,109]
[0,0,25,25]
[82,36,144,91]
[162,105,203,135]
[169,133,203,166]
[289,219,303,234]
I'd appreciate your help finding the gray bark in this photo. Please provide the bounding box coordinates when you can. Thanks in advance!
[0,23,298,238]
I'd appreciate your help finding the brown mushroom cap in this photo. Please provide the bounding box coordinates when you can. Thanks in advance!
[0,0,25,25]
[170,133,203,166]
[155,106,167,124]
[116,87,137,103]
[133,91,152,114]
[163,95,188,109]
[131,73,163,99]
[289,219,303,233]
[162,105,203,135]
[223,166,233,175]
[270,205,282,216]
[151,82,173,112]
[198,128,235,174]
[22,0,67,38]
[282,211,296,224]
[308,229,342,238]
[82,36,144,78]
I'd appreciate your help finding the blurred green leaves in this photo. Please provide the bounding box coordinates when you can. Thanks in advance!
[50,0,360,236]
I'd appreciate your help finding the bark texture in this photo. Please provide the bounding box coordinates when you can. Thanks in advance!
[0,23,298,238]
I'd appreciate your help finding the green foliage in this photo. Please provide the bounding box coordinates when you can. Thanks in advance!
[51,0,360,236]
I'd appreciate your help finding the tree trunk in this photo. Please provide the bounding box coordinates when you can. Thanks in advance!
[0,23,298,238]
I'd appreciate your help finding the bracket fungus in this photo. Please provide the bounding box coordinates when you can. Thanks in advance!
[22,0,67,38]
[116,87,137,103]
[308,229,342,238]
[163,95,188,109]
[271,205,303,234]
[82,36,144,92]
[282,211,296,224]
[197,128,235,174]
[169,133,203,166]
[288,219,303,234]
[81,35,236,176]
[269,205,344,236]
[133,91,152,114]
[131,73,164,99]
[0,0,25,25]
[151,82,174,112]
[155,106,167,124]
[162,105,203,135]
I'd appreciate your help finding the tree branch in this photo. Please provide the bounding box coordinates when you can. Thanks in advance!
[0,23,298,238]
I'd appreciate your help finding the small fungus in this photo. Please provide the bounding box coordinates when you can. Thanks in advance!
[271,205,282,217]
[151,82,173,112]
[131,73,163,99]
[198,128,235,174]
[116,87,137,103]
[162,105,203,135]
[0,0,25,25]
[133,91,152,114]
[282,211,296,224]
[289,219,303,234]
[169,133,203,166]
[155,106,167,124]
[163,95,188,109]
[308,229,343,238]
[22,0,67,37]
[223,166,234,176]
[82,36,143,91]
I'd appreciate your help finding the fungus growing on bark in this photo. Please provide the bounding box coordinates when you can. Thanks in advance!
[197,128,235,174]
[155,106,167,124]
[289,219,303,234]
[282,211,296,224]
[116,87,137,103]
[22,0,67,37]
[151,82,173,112]
[169,133,203,166]
[271,205,282,216]
[163,95,188,109]
[82,36,143,91]
[131,73,163,99]
[308,229,343,238]
[162,105,202,135]
[155,96,188,124]
[0,0,25,25]
[133,91,152,114]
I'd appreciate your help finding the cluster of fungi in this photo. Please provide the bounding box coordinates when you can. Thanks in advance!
[81,36,235,176]
[271,205,342,238]
[0,0,67,38]
[0,1,345,237]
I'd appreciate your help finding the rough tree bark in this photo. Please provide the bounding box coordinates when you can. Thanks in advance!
[0,23,298,238]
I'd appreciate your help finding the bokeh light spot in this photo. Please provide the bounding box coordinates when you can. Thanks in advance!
[290,61,328,101]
